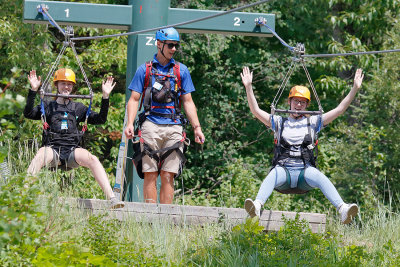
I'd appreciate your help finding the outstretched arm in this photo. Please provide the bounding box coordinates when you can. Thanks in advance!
[322,68,364,126]
[241,67,271,128]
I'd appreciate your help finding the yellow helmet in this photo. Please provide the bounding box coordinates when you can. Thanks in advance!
[53,68,76,84]
[288,85,311,101]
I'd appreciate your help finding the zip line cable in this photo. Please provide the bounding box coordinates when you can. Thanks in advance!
[39,0,273,41]
[301,48,400,58]
[38,5,65,36]
[255,18,293,51]
[255,17,400,58]
[38,2,400,58]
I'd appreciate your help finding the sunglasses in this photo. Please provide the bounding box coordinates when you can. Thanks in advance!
[163,42,180,49]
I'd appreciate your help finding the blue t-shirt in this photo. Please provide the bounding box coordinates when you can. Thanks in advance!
[128,55,195,125]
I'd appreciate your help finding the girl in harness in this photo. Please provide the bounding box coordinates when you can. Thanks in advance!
[24,68,124,209]
[241,66,364,224]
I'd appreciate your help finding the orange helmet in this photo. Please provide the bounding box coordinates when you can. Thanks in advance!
[288,85,311,101]
[53,68,76,85]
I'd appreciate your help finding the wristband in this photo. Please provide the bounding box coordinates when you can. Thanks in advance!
[193,125,201,130]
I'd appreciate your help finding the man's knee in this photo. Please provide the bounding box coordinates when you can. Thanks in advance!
[160,171,175,184]
[144,172,158,183]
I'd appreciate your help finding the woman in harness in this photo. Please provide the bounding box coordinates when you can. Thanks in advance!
[24,68,124,209]
[241,66,364,224]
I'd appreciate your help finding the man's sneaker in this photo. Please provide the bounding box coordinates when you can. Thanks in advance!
[338,203,358,224]
[110,197,125,209]
[244,198,261,218]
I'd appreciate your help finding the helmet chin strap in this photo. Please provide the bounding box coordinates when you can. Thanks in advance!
[159,42,168,60]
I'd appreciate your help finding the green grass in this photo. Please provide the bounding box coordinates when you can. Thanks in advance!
[2,140,400,266]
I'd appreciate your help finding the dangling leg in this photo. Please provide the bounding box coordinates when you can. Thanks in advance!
[245,166,287,217]
[303,167,344,208]
[255,166,287,205]
[27,146,55,175]
[304,167,358,224]
[74,148,124,208]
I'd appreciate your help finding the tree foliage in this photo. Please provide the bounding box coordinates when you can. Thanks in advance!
[1,0,400,213]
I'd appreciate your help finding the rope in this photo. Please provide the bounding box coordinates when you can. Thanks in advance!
[301,60,323,112]
[302,48,400,58]
[271,44,323,114]
[38,25,94,129]
[39,41,69,126]
[70,0,272,41]
[68,27,93,129]
[271,60,296,110]
[40,43,68,96]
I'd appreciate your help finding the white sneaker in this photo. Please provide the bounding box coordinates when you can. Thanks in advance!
[110,197,125,209]
[338,203,358,224]
[244,198,261,218]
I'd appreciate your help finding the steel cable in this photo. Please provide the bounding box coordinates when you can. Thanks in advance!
[70,0,273,41]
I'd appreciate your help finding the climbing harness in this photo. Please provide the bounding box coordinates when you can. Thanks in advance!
[131,61,190,179]
[275,167,314,194]
[272,116,321,168]
[271,116,321,194]
[139,61,184,122]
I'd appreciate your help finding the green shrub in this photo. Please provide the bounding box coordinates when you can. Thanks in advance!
[189,215,373,266]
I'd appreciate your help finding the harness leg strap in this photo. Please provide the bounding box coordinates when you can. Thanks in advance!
[274,166,313,194]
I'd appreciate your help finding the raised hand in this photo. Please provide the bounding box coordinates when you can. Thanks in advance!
[240,66,253,88]
[28,70,41,91]
[353,68,364,90]
[102,76,116,99]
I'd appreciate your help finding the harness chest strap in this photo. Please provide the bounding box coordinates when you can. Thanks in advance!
[140,61,182,115]
[272,116,319,166]
[43,101,87,147]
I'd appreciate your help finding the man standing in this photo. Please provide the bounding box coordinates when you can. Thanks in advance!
[124,27,205,204]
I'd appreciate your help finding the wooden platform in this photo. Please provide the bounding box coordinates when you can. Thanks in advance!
[65,198,326,233]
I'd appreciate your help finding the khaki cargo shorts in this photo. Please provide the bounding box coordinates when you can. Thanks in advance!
[141,120,184,174]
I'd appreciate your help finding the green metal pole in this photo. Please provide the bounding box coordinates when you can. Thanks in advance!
[124,0,170,202]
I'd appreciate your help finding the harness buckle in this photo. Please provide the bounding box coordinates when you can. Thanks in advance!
[289,151,302,157]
